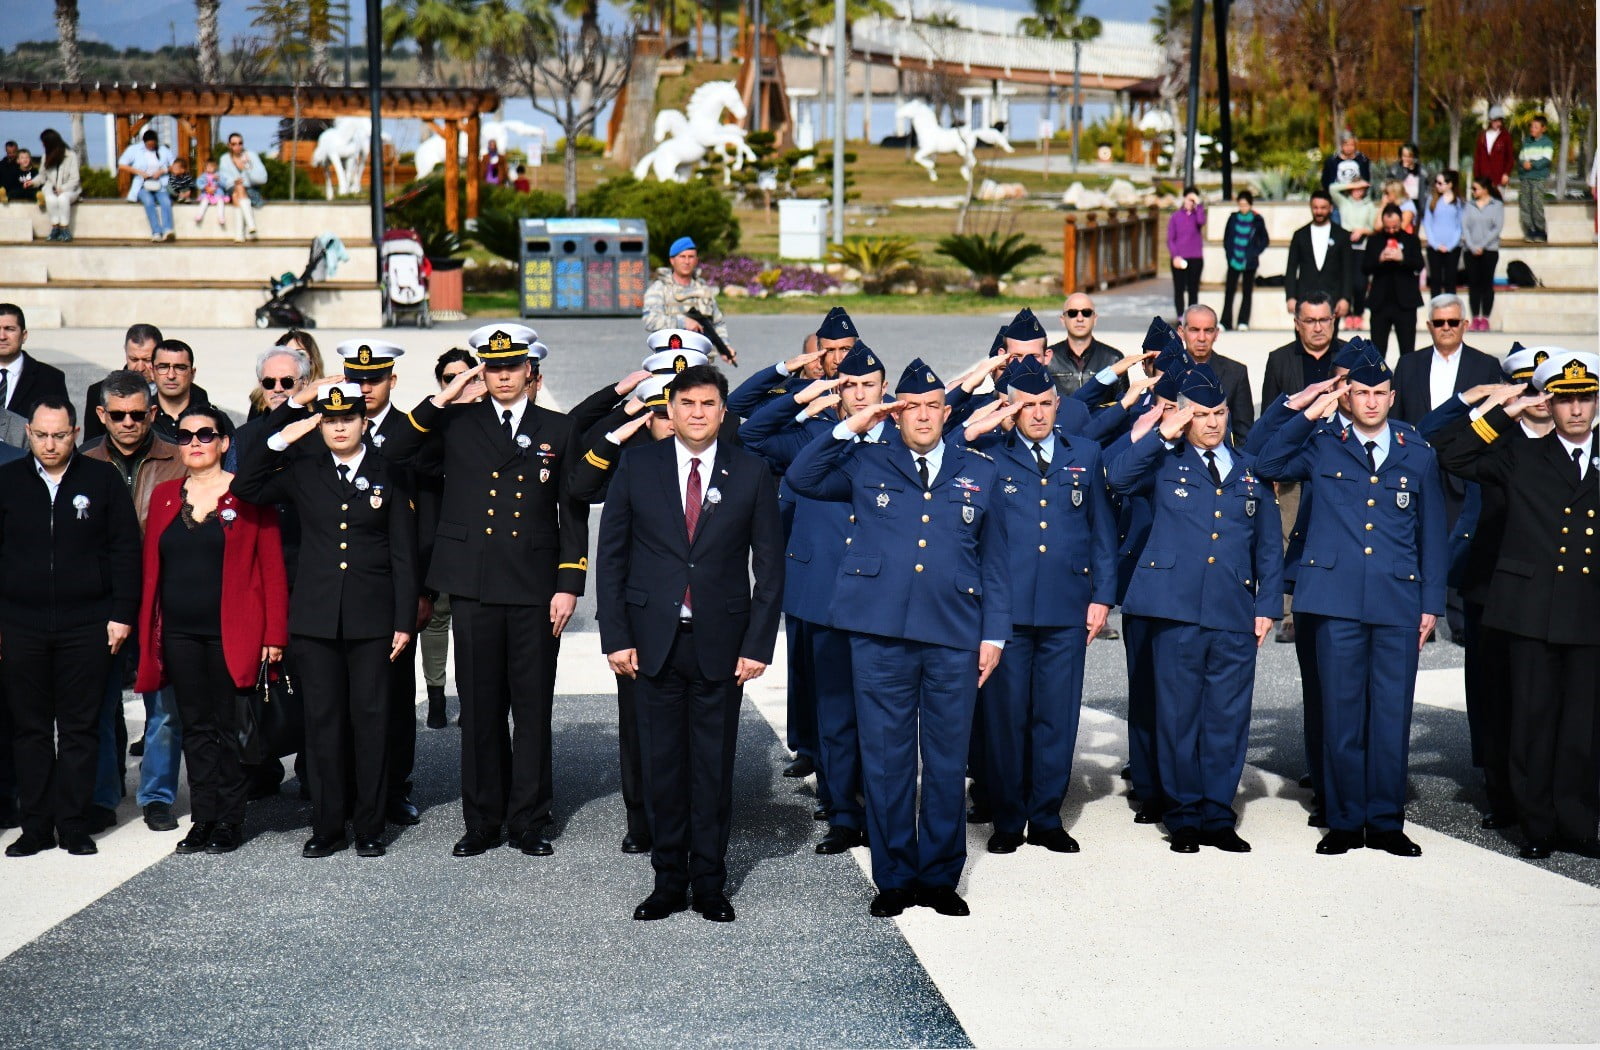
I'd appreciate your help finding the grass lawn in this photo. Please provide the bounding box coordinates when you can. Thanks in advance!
[466,287,1042,318]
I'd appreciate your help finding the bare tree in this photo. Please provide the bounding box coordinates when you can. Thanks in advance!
[1255,0,1376,144]
[1522,0,1597,196]
[501,21,636,213]
[197,0,223,82]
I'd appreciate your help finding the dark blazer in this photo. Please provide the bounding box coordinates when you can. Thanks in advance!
[1435,408,1599,646]
[231,415,417,640]
[1362,229,1425,313]
[1392,345,1503,426]
[1260,337,1347,410]
[5,351,70,419]
[1193,351,1255,445]
[596,439,783,680]
[136,482,289,691]
[0,453,141,631]
[1284,222,1354,307]
[384,396,590,603]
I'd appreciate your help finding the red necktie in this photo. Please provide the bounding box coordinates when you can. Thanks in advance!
[683,457,701,615]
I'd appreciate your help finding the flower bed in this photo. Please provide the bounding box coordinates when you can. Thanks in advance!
[700,256,840,298]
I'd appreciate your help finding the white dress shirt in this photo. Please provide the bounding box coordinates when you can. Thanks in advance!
[1557,432,1594,481]
[34,457,64,502]
[1351,424,1392,469]
[331,445,367,479]
[1310,223,1333,269]
[674,438,718,619]
[0,357,21,411]
[492,395,530,436]
[367,403,393,444]
[1428,348,1463,410]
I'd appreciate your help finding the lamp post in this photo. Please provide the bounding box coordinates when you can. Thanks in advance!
[1181,0,1205,188]
[1070,40,1081,174]
[833,0,846,245]
[1407,6,1425,147]
[366,0,385,277]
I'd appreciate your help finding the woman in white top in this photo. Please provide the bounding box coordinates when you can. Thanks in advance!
[37,128,81,243]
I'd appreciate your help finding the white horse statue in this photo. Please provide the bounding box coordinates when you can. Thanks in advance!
[311,117,378,198]
[633,80,756,185]
[413,119,547,180]
[895,99,1015,183]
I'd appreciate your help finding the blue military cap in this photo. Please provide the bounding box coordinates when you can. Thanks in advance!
[1151,332,1192,376]
[1152,364,1189,402]
[1142,315,1178,352]
[668,236,697,258]
[896,357,944,394]
[1178,363,1227,407]
[988,325,1009,357]
[1004,307,1047,343]
[837,340,884,377]
[1346,353,1394,388]
[1333,337,1380,372]
[1001,356,1055,396]
[817,306,857,341]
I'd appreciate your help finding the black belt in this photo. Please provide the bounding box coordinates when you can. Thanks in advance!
[677,619,694,632]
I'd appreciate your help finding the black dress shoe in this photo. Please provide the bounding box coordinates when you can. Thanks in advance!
[633,890,688,920]
[426,686,448,730]
[1133,803,1164,824]
[175,822,214,854]
[1027,827,1080,853]
[5,831,55,857]
[129,735,146,757]
[303,834,349,858]
[513,830,553,856]
[245,772,283,802]
[1366,829,1422,857]
[1200,827,1252,853]
[782,755,815,778]
[621,833,652,854]
[62,834,98,856]
[87,806,118,833]
[1316,829,1365,855]
[355,837,386,858]
[817,825,866,854]
[1307,809,1328,828]
[143,802,179,832]
[1119,764,1133,781]
[386,798,421,826]
[813,804,830,822]
[205,823,242,854]
[1169,827,1201,853]
[452,828,503,857]
[870,888,916,917]
[1519,840,1554,860]
[1559,837,1600,859]
[693,893,736,922]
[986,830,1025,854]
[1481,811,1518,830]
[965,802,992,824]
[916,885,970,916]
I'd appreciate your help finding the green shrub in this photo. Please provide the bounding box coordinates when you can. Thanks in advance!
[78,166,119,198]
[829,235,920,293]
[553,134,606,157]
[578,176,739,266]
[936,231,1047,297]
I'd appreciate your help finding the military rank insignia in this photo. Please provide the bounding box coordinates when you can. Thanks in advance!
[876,492,891,508]
[1004,483,1018,494]
[370,485,385,509]
[1245,498,1257,516]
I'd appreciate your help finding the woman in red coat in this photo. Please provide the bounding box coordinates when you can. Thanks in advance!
[136,406,289,855]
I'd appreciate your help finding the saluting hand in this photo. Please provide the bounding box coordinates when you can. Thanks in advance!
[1129,401,1166,444]
[1111,351,1159,377]
[1503,391,1550,419]
[608,648,639,679]
[961,355,1012,394]
[612,412,654,443]
[432,363,485,408]
[550,592,577,637]
[1158,403,1195,441]
[389,632,411,662]
[977,642,1003,688]
[108,621,131,655]
[963,399,1023,443]
[278,413,323,445]
[784,348,827,376]
[614,369,652,397]
[1303,384,1346,422]
[844,400,905,436]
[803,393,842,419]
[293,375,343,407]
[1121,374,1160,409]
[1286,377,1340,412]
[795,375,845,406]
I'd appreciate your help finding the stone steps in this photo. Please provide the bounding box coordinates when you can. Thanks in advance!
[1193,283,1597,334]
[0,282,381,329]
[1199,241,1598,292]
[0,199,375,244]
[0,241,379,285]
[1202,199,1596,244]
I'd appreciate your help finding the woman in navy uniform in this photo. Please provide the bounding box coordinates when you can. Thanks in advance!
[233,382,417,858]
[1109,365,1283,853]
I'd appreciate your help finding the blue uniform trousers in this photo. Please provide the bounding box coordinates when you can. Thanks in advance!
[811,625,862,829]
[1293,611,1325,807]
[1313,616,1418,833]
[784,616,822,782]
[850,634,976,891]
[1122,614,1163,807]
[1148,620,1256,832]
[984,625,1087,834]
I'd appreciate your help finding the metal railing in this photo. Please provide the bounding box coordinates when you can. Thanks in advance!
[1061,207,1161,293]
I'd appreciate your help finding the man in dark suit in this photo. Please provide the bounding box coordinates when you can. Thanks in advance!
[1283,192,1353,320]
[598,364,783,923]
[385,324,589,860]
[1435,351,1600,859]
[1362,205,1425,359]
[0,397,141,858]
[83,324,163,443]
[0,304,70,421]
[1179,305,1254,444]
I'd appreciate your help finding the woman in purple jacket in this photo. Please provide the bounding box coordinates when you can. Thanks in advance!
[1166,187,1207,319]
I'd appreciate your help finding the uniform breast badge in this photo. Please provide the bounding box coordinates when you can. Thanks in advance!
[876,492,891,508]
[962,505,975,524]
[370,485,385,509]
[1396,492,1411,509]
[1071,488,1084,507]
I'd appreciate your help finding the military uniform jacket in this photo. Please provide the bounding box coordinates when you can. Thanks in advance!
[788,432,1012,651]
[371,406,439,597]
[1255,412,1447,626]
[232,426,418,640]
[1434,407,1600,646]
[385,396,589,603]
[988,429,1119,625]
[1108,435,1283,634]
[729,363,801,420]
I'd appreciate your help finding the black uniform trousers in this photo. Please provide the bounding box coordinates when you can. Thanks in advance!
[387,634,418,803]
[164,633,249,825]
[615,673,648,840]
[294,633,392,840]
[635,624,741,898]
[1462,602,1515,818]
[452,597,558,836]
[2,624,109,839]
[1506,636,1600,844]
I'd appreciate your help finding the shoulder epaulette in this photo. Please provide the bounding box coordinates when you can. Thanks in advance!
[964,447,994,461]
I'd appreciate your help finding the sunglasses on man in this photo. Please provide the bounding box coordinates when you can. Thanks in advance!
[260,376,298,391]
[104,409,149,422]
[1060,308,1095,319]
[1430,318,1464,328]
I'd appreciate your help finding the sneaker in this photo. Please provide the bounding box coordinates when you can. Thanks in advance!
[1237,323,1249,332]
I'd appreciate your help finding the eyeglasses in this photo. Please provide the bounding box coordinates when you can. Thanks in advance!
[1297,316,1336,327]
[1430,318,1464,328]
[29,430,73,443]
[1061,308,1095,319]
[176,428,221,444]
[104,409,149,422]
[154,362,191,374]
[260,376,298,391]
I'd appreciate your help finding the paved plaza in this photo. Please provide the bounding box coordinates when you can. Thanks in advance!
[1,310,1598,1047]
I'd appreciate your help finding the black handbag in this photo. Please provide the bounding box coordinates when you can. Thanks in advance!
[237,660,303,765]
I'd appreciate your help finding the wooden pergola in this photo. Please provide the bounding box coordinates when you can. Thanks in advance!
[0,81,500,231]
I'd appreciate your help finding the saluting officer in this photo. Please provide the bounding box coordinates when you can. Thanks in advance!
[1255,353,1446,857]
[967,357,1117,855]
[1108,365,1283,853]
[1434,350,1600,859]
[788,359,1011,919]
[728,305,857,422]
[233,382,418,858]
[384,324,589,859]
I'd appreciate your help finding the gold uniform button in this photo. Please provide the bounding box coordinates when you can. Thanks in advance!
[1214,511,1222,519]
[1559,547,1567,554]
[1365,523,1374,531]
[1586,528,1594,536]
[489,490,497,497]
[921,515,930,523]
[485,527,493,535]
[1370,476,1379,484]
[1584,567,1591,574]
[1215,488,1223,496]
[1207,556,1215,564]
[1211,533,1219,540]
[1564,507,1572,515]
[914,564,924,573]
[1367,499,1376,507]
[487,509,494,516]
[918,539,927,548]
[339,542,347,550]
[1562,527,1570,535]
[849,515,856,523]
[517,475,525,483]
[924,492,933,501]
[515,493,523,499]
[492,472,500,479]
[339,562,347,570]
[844,537,852,544]
[340,503,349,511]
[514,512,521,519]
[1409,575,1415,581]
[339,522,348,530]
[967,588,975,594]
[1557,565,1565,572]
[1040,521,1048,530]
[1038,544,1046,553]
[1040,478,1048,486]
[511,531,519,538]
[1364,547,1373,555]
[1040,499,1048,507]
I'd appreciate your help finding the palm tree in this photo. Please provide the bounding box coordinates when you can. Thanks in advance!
[197,0,223,83]
[1016,0,1102,131]
[382,0,477,86]
[55,0,87,162]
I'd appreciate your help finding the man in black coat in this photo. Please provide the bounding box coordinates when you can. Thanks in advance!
[384,324,589,859]
[1362,205,1426,359]
[1283,192,1354,320]
[83,324,163,443]
[1180,305,1254,445]
[0,305,70,421]
[598,364,783,923]
[0,397,141,857]
[1434,351,1600,859]
[1046,292,1127,399]
[1392,295,1505,428]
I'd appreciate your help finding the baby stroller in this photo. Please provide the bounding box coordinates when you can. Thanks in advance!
[382,229,432,327]
[254,238,328,329]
